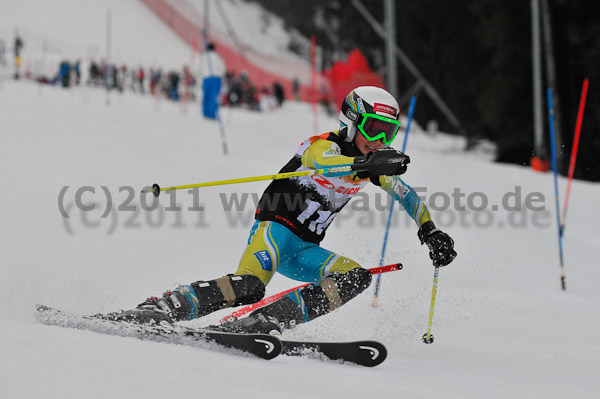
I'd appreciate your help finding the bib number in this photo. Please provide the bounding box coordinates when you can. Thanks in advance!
[296,199,337,235]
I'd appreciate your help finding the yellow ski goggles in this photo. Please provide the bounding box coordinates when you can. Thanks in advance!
[357,113,402,146]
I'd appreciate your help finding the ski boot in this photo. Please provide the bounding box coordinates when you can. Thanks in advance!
[103,295,174,327]
[106,275,266,327]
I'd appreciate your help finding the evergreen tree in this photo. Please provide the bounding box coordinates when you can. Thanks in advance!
[253,0,599,180]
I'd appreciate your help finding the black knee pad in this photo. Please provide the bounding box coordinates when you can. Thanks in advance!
[330,268,372,303]
[297,268,373,321]
[191,274,265,316]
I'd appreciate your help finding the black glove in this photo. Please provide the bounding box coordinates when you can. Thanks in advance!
[417,221,457,267]
[354,148,410,179]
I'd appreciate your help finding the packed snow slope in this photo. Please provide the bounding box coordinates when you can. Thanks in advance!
[1,80,599,399]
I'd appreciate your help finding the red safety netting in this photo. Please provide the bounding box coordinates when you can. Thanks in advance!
[139,0,385,106]
[323,49,385,107]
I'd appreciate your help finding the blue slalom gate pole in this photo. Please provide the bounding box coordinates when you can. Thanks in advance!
[372,96,417,307]
[547,88,566,290]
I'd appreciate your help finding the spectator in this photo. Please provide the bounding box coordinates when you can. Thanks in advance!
[59,60,71,88]
[239,71,259,110]
[0,39,6,66]
[169,71,180,101]
[88,60,100,85]
[196,42,226,80]
[105,64,115,90]
[73,60,81,85]
[273,82,285,107]
[14,34,24,79]
[138,67,145,93]
[98,60,107,83]
[225,71,242,106]
[199,43,226,119]
[292,77,300,100]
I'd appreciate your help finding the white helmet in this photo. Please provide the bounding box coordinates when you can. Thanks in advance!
[339,86,401,145]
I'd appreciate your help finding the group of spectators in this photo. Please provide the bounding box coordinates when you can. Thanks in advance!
[40,59,190,102]
[85,60,196,102]
[223,70,285,111]
[4,36,291,113]
[29,58,286,112]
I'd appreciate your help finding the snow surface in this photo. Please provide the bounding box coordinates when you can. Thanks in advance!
[171,0,312,63]
[1,2,600,398]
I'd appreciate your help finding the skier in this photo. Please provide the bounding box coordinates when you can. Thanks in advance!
[114,86,457,335]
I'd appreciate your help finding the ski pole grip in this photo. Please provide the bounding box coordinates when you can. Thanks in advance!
[151,183,161,198]
[141,183,161,197]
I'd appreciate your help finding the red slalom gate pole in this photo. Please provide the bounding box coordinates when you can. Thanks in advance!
[219,263,403,323]
[561,78,589,231]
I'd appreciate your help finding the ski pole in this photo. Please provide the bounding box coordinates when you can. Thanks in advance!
[561,78,589,232]
[220,263,403,323]
[547,88,567,290]
[422,266,439,344]
[142,166,356,197]
[372,96,417,307]
[142,153,410,198]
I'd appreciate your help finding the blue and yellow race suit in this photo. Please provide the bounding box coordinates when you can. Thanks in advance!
[232,130,431,324]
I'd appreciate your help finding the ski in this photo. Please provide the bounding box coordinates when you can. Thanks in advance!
[36,305,282,360]
[281,339,387,367]
[36,305,386,366]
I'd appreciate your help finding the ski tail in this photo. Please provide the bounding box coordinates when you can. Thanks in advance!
[282,340,387,367]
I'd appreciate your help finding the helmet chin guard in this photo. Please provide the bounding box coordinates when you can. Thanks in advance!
[339,86,400,144]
